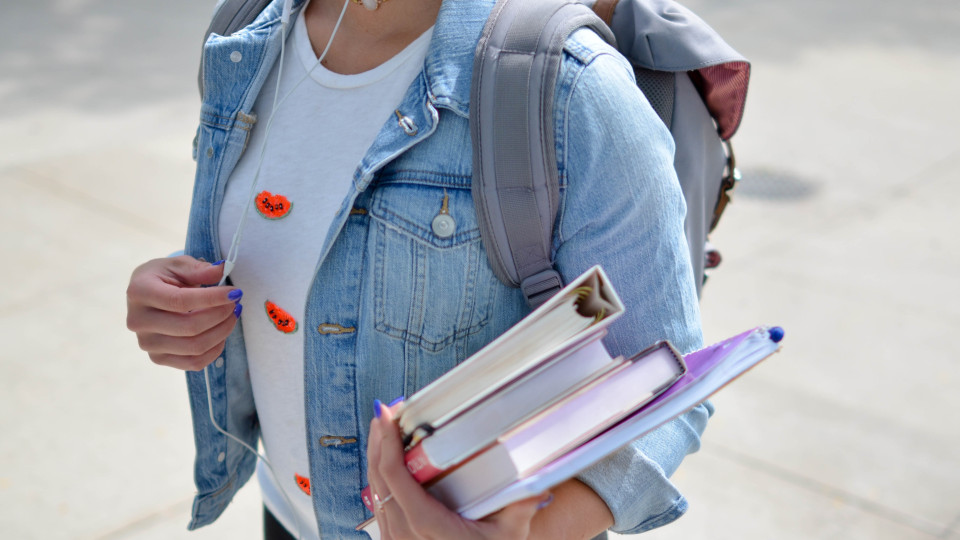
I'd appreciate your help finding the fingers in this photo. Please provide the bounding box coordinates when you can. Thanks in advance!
[136,307,238,356]
[373,404,462,538]
[127,256,239,314]
[148,338,229,371]
[165,255,229,287]
[129,302,237,337]
[127,256,242,372]
[129,275,239,314]
[367,402,416,540]
[366,401,549,540]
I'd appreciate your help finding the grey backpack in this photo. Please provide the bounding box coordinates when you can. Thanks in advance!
[200,0,750,308]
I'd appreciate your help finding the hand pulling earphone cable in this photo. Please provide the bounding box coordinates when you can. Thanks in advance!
[201,0,352,538]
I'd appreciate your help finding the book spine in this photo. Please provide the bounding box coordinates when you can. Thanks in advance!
[404,443,444,483]
[361,485,374,512]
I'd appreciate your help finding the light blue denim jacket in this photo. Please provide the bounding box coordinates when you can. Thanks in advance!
[184,0,711,537]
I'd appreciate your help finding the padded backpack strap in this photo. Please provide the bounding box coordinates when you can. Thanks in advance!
[198,0,273,97]
[471,0,615,308]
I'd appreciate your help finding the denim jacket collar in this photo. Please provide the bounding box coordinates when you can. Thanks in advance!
[423,0,493,118]
[355,0,492,189]
[234,0,489,117]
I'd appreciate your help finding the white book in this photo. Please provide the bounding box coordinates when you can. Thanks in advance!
[405,338,622,482]
[396,266,624,442]
[426,342,685,509]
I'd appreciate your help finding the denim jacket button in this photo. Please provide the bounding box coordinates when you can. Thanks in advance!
[214,357,224,368]
[432,214,456,238]
[318,323,356,335]
[217,452,226,462]
[230,51,242,63]
[319,435,357,447]
[395,110,418,136]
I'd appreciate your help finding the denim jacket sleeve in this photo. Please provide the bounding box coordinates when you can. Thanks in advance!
[552,29,713,534]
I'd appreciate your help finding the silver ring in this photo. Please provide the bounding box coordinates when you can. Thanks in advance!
[373,492,393,512]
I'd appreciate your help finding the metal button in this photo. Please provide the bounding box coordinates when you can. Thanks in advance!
[432,189,456,238]
[206,147,214,158]
[432,214,456,238]
[319,435,357,447]
[318,323,356,335]
[217,452,226,462]
[395,110,418,136]
[230,51,242,63]
[215,357,224,369]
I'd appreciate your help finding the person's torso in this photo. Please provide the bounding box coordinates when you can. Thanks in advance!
[185,1,695,536]
[217,12,434,537]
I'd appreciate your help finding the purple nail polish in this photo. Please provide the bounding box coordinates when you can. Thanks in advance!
[212,260,225,266]
[373,399,383,419]
[536,493,554,510]
[228,289,243,302]
[234,303,243,318]
[388,396,405,407]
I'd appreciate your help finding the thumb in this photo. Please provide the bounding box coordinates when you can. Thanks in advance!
[169,256,228,287]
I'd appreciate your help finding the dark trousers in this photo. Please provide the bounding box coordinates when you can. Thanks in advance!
[264,507,296,540]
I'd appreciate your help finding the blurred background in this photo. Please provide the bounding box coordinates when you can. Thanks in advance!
[1,0,957,538]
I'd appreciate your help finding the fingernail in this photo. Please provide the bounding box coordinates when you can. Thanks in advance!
[234,303,243,318]
[537,493,554,510]
[373,399,383,419]
[228,289,243,301]
[212,260,225,266]
[388,396,405,407]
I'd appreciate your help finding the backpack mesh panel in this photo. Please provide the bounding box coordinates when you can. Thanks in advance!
[633,66,676,129]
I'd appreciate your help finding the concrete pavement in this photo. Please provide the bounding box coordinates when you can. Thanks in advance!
[1,0,957,539]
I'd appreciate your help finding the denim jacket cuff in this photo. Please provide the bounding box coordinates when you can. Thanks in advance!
[187,475,238,530]
[574,402,713,533]
[576,440,687,533]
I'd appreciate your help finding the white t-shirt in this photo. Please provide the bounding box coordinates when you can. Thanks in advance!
[218,10,433,538]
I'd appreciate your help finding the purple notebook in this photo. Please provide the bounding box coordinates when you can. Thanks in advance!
[646,325,784,409]
[458,325,784,520]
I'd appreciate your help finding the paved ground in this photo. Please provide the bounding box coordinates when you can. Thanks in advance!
[1,1,958,539]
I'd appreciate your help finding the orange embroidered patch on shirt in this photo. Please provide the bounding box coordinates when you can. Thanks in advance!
[255,190,293,219]
[295,473,311,496]
[265,301,298,333]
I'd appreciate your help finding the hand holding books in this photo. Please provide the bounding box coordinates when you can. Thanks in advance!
[365,400,552,540]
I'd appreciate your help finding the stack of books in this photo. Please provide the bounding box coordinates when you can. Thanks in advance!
[358,266,783,532]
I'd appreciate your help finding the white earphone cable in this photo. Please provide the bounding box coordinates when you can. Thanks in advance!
[206,2,353,539]
[219,0,351,287]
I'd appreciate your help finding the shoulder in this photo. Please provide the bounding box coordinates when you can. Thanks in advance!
[560,27,637,93]
[556,27,667,138]
[562,26,633,74]
[553,26,674,179]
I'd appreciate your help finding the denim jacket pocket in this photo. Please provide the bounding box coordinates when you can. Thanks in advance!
[368,180,498,353]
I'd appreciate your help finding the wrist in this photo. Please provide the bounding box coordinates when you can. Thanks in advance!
[527,479,613,540]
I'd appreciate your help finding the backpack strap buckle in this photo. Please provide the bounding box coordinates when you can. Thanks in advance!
[521,269,564,309]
